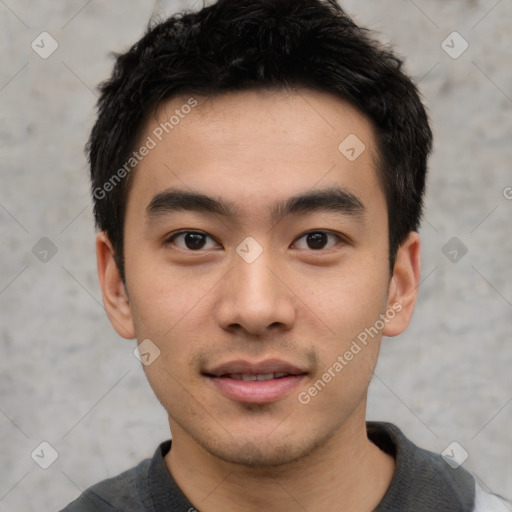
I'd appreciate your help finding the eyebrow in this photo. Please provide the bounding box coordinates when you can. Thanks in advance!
[145,186,366,225]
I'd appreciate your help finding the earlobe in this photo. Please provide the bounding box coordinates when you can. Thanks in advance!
[96,231,135,339]
[382,231,421,338]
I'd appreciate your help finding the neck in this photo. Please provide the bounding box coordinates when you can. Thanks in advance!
[165,407,395,512]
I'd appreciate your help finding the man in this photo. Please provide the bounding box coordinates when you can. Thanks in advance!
[61,0,509,510]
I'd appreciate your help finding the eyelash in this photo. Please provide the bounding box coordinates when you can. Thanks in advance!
[164,230,345,251]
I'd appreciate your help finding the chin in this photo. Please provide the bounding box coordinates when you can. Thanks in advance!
[195,428,333,469]
[211,442,306,468]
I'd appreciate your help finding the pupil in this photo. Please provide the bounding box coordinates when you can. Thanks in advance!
[185,232,206,250]
[307,232,327,250]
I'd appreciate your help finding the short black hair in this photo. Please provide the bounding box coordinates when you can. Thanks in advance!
[87,0,432,282]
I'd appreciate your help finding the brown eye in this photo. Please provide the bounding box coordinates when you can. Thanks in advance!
[167,231,219,251]
[293,231,340,250]
[183,232,207,250]
[306,232,328,249]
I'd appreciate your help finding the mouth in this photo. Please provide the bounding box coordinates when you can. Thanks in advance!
[203,359,308,404]
[220,372,295,381]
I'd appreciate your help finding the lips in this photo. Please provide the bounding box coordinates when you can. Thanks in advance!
[205,359,307,378]
[204,359,308,404]
[226,372,290,381]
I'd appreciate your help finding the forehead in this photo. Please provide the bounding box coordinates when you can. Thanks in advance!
[126,88,384,225]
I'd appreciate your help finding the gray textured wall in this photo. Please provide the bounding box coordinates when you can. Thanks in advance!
[1,1,511,510]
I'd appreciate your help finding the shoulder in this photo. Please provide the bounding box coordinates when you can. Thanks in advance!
[59,458,151,512]
[369,422,512,512]
[473,482,512,512]
[369,422,473,511]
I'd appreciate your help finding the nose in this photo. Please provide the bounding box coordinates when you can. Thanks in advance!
[215,248,297,336]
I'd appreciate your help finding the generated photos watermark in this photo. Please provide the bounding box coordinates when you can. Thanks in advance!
[298,302,403,405]
[93,97,198,200]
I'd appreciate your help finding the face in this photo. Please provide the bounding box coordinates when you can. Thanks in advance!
[97,88,420,467]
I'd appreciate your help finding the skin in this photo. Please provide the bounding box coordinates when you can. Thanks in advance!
[97,88,421,511]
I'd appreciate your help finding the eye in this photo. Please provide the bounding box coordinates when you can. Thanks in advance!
[166,231,220,251]
[293,231,341,250]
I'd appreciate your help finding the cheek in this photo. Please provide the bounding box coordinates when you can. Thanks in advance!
[301,262,390,339]
[126,252,213,338]
[126,266,222,396]
[298,272,388,410]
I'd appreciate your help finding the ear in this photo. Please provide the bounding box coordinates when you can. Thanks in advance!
[382,231,421,337]
[96,231,135,339]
